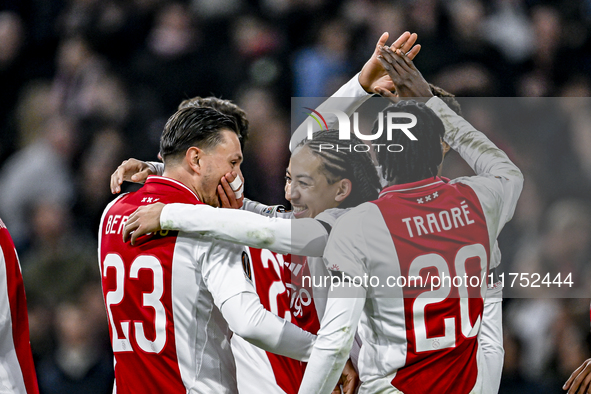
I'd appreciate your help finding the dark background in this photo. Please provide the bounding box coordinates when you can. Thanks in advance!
[0,0,590,392]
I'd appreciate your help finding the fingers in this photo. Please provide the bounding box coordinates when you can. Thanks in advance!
[236,196,244,209]
[566,361,591,394]
[406,44,421,61]
[218,184,232,208]
[122,212,140,243]
[398,32,418,55]
[378,47,405,77]
[374,85,396,97]
[224,171,237,183]
[375,32,389,53]
[565,363,585,390]
[342,377,357,394]
[111,165,126,194]
[131,168,151,184]
[221,176,240,209]
[391,31,411,51]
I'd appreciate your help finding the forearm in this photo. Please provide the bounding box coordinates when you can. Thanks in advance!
[298,291,365,394]
[480,297,503,394]
[426,97,523,182]
[221,292,315,361]
[290,73,372,151]
[148,161,164,176]
[161,203,328,256]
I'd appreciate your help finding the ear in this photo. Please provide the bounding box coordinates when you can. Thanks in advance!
[186,147,202,174]
[334,178,353,203]
[441,140,451,156]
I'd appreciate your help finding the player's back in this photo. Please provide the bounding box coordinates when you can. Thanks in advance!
[99,176,238,394]
[336,177,491,394]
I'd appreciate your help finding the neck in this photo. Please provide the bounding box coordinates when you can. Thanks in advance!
[162,164,205,202]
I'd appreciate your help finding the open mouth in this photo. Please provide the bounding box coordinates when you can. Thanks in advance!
[292,205,308,218]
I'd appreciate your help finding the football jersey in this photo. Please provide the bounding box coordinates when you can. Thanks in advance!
[99,176,254,394]
[365,178,490,393]
[300,96,523,394]
[232,248,305,394]
[0,219,39,394]
[232,203,323,394]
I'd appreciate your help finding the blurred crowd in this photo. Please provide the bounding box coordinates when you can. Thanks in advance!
[0,0,589,393]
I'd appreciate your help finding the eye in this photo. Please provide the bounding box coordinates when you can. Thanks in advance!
[284,175,292,184]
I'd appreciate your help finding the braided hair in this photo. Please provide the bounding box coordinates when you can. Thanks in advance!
[373,100,445,185]
[296,129,382,208]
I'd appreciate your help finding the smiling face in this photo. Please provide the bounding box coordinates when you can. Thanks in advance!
[285,146,346,219]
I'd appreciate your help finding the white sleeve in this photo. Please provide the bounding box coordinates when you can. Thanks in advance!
[203,239,316,361]
[221,292,316,361]
[479,298,503,394]
[161,203,329,257]
[148,161,164,176]
[299,209,369,394]
[426,97,524,238]
[290,72,372,151]
[298,292,365,394]
[241,198,293,219]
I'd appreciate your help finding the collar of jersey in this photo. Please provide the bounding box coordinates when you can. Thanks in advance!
[379,176,448,198]
[145,175,201,202]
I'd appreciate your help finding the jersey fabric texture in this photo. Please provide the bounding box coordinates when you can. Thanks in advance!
[0,219,39,394]
[99,176,253,394]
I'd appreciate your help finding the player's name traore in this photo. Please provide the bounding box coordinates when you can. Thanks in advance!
[401,200,475,238]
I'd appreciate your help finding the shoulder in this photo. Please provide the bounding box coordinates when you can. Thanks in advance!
[332,203,380,235]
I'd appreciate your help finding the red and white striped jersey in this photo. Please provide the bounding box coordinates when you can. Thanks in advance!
[99,176,254,394]
[0,219,39,394]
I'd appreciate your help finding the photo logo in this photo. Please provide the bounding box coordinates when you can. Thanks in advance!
[302,108,418,152]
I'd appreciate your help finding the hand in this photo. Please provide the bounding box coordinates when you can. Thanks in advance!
[123,202,165,245]
[375,46,433,99]
[564,358,591,394]
[217,171,244,209]
[110,158,155,194]
[332,359,359,394]
[358,31,421,94]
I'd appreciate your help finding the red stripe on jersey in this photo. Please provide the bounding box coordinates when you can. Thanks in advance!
[100,177,199,394]
[0,227,40,394]
[288,256,320,335]
[247,249,305,394]
[373,177,491,394]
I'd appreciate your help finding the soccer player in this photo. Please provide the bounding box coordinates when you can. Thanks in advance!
[110,31,420,394]
[99,106,316,394]
[297,48,523,393]
[0,218,39,394]
[115,31,507,392]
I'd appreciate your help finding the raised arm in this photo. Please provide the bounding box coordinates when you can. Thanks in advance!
[377,46,523,236]
[289,32,421,151]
